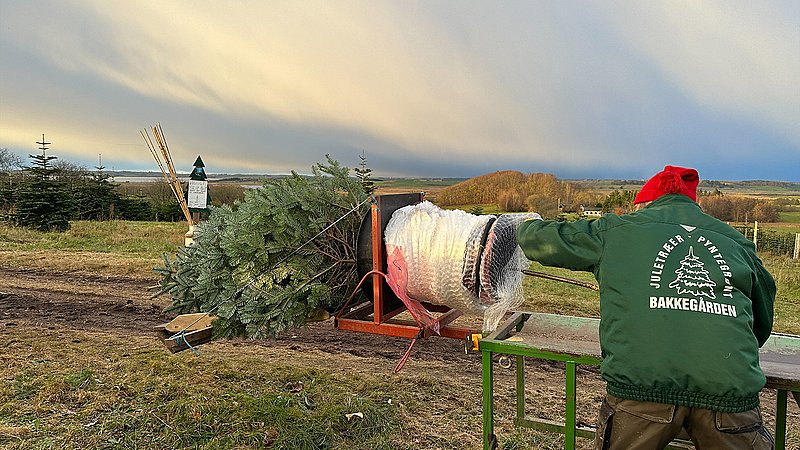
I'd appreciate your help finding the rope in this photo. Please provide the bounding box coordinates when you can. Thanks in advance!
[172,330,200,356]
[521,269,599,291]
[394,338,417,373]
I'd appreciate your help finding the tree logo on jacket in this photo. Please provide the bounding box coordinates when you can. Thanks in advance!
[668,246,717,299]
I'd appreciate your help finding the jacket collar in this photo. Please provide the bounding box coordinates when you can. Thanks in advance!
[645,194,698,209]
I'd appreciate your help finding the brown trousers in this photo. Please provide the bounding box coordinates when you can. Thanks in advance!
[595,394,774,450]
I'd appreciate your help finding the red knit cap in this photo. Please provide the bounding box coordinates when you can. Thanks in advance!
[633,165,700,204]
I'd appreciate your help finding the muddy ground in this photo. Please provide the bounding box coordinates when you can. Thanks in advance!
[1,266,797,449]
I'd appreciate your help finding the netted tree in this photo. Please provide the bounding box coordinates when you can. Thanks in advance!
[154,157,371,338]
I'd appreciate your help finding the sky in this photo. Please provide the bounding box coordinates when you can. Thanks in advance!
[1,1,798,181]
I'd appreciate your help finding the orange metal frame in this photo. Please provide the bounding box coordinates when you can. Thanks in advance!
[334,193,477,340]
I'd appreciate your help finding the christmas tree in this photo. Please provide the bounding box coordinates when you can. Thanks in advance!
[668,246,717,299]
[154,157,371,338]
[15,135,71,232]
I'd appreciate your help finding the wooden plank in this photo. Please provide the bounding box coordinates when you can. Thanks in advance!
[163,327,213,353]
[155,313,216,333]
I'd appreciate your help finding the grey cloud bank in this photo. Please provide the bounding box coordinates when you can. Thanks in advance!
[1,1,798,181]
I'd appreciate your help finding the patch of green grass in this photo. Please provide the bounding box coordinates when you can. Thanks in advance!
[0,221,186,277]
[778,211,800,224]
[441,203,504,215]
[521,262,600,318]
[0,329,400,450]
[11,373,40,400]
[762,254,800,334]
[0,221,185,257]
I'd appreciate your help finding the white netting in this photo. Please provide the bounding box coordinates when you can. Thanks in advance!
[479,213,541,331]
[384,201,494,314]
[383,201,541,332]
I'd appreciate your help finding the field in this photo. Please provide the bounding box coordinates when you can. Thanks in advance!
[1,209,799,448]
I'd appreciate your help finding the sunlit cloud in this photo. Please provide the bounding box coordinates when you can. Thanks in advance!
[1,0,797,180]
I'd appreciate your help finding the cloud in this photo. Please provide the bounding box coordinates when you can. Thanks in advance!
[1,1,798,180]
[601,1,800,146]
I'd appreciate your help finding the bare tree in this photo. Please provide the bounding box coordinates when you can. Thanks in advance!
[0,148,24,174]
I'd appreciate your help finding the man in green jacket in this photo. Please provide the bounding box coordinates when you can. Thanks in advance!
[516,165,776,450]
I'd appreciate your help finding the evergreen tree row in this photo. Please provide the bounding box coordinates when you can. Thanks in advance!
[0,151,177,231]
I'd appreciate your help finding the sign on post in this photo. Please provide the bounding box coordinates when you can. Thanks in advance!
[187,180,208,209]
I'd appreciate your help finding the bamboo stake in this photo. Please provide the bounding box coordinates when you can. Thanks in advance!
[153,124,192,224]
[141,130,172,188]
[141,125,193,225]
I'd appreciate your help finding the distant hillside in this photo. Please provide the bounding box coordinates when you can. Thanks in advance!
[437,170,600,217]
[437,170,527,205]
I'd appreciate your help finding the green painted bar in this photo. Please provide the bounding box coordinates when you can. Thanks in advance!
[565,361,577,450]
[479,339,602,365]
[516,355,525,420]
[775,389,787,450]
[482,350,495,450]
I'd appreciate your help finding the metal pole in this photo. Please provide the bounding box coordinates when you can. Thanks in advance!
[482,350,496,450]
[516,355,526,420]
[522,269,599,291]
[565,361,577,450]
[794,233,799,260]
[775,389,787,450]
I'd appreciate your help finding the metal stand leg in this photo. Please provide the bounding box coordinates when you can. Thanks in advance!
[775,389,787,450]
[517,355,526,421]
[566,361,577,450]
[483,351,496,450]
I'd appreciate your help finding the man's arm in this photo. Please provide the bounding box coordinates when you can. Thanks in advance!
[750,259,776,347]
[516,218,604,272]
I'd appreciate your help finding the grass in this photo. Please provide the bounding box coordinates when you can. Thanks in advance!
[441,203,504,215]
[1,219,798,449]
[778,211,800,225]
[0,221,185,278]
[0,221,185,256]
[0,328,404,450]
[765,253,800,334]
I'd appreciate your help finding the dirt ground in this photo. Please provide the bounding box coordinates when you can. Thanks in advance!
[1,265,797,449]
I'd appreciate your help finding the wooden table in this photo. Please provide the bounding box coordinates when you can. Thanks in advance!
[480,312,800,450]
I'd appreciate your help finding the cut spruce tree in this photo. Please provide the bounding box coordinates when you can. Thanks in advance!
[154,157,371,338]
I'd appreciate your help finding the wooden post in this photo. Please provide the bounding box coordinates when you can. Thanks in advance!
[794,233,799,260]
[753,221,758,252]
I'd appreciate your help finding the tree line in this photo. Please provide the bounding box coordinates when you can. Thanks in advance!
[698,191,780,223]
[0,148,245,231]
[437,169,791,223]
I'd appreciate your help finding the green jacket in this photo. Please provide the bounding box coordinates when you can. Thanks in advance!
[516,194,776,412]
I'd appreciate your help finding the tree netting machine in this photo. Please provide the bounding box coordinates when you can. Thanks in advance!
[334,193,537,362]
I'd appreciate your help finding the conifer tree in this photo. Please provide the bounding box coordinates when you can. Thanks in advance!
[14,136,71,231]
[74,159,120,220]
[353,150,375,196]
[155,156,370,338]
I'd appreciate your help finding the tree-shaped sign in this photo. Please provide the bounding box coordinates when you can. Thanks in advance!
[186,155,210,214]
[668,246,716,299]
